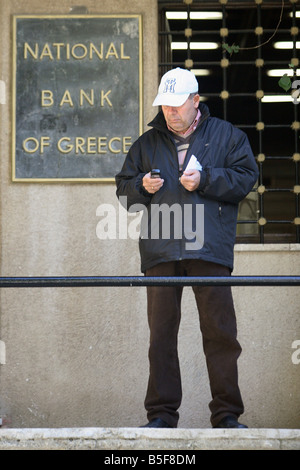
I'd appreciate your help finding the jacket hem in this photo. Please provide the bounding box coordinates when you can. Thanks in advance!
[142,253,234,274]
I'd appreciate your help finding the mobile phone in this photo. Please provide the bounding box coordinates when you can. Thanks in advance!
[151,169,161,178]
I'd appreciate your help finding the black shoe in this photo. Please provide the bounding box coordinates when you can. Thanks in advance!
[140,418,174,428]
[213,416,248,429]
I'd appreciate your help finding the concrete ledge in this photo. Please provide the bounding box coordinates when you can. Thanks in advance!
[234,243,300,252]
[0,428,299,450]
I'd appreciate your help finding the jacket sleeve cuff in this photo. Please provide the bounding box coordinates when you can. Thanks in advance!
[136,173,152,197]
[197,169,208,191]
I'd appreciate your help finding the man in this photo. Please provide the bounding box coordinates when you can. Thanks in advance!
[115,67,258,429]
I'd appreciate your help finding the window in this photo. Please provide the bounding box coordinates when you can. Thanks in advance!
[158,0,300,243]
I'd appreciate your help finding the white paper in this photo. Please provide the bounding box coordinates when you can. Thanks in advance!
[185,154,202,172]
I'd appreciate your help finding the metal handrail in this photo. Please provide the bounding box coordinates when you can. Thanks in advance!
[0,276,299,288]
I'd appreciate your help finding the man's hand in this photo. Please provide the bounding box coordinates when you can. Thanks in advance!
[142,172,164,194]
[180,169,201,191]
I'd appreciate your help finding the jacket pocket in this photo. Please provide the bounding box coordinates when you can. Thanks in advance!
[218,201,238,239]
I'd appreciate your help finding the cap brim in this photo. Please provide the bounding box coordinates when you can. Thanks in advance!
[152,93,190,107]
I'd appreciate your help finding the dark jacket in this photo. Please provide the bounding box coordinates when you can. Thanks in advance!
[116,103,258,272]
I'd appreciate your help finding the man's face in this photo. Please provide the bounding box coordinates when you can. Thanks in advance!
[162,94,200,133]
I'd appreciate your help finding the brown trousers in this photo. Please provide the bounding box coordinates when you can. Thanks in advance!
[144,259,244,428]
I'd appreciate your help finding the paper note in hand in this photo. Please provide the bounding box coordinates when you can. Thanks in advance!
[185,155,202,172]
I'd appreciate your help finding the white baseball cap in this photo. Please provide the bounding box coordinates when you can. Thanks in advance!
[152,67,199,107]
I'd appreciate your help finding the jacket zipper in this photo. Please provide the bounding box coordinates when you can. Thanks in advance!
[166,135,186,260]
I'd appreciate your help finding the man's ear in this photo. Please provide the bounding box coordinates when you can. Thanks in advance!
[193,94,200,108]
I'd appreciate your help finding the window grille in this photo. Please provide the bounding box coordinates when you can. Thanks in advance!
[158,0,300,243]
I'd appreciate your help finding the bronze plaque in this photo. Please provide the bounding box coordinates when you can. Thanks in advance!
[12,15,143,182]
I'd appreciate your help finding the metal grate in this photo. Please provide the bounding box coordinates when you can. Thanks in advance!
[158,0,300,243]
